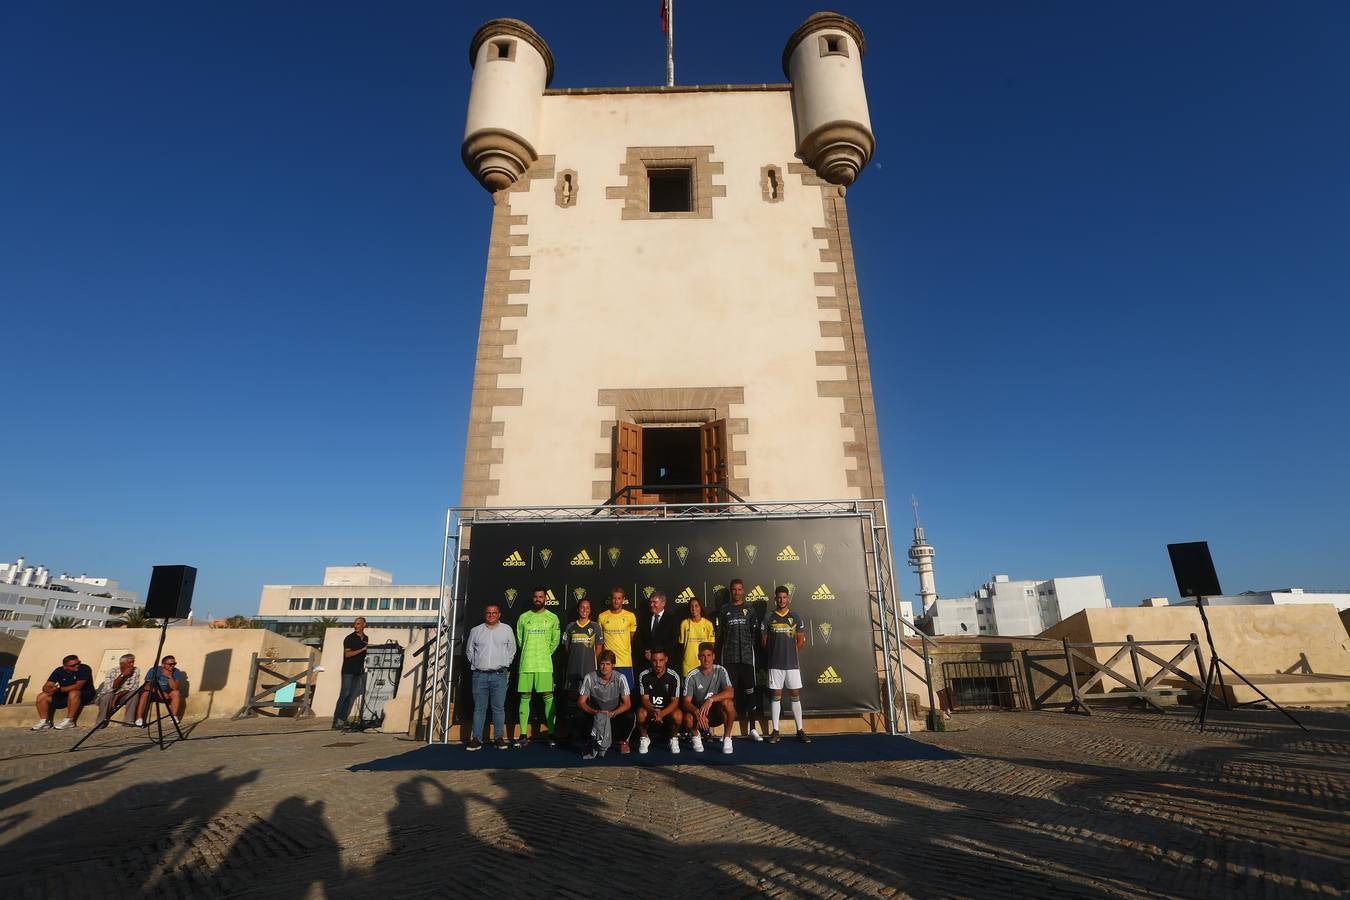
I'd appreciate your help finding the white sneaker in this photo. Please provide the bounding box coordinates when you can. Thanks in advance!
[669,737,680,754]
[134,718,144,727]
[638,736,651,754]
[31,720,50,731]
[722,736,734,754]
[691,733,704,753]
[54,719,75,730]
[748,727,764,742]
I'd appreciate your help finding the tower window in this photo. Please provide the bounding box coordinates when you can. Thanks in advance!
[819,34,849,59]
[647,167,693,212]
[491,39,516,61]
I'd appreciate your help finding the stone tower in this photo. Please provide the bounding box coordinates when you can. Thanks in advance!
[458,12,886,510]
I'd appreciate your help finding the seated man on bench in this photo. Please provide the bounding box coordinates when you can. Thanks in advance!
[96,653,142,725]
[31,654,96,730]
[136,655,186,726]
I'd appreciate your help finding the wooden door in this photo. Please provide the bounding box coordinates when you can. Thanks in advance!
[700,418,729,503]
[614,421,643,504]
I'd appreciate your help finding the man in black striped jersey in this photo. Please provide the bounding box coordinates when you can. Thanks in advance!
[715,578,763,740]
[636,649,684,754]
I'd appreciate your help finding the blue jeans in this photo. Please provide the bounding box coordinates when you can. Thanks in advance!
[471,670,508,741]
[334,673,364,722]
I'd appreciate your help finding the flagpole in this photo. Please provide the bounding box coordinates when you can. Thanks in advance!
[665,0,675,87]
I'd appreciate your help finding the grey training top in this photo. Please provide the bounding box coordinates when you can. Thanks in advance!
[579,670,629,711]
[684,664,733,705]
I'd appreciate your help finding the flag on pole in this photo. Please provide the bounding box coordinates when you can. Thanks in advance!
[660,0,669,34]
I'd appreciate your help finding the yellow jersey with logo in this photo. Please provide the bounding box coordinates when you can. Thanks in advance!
[598,609,638,667]
[679,617,716,676]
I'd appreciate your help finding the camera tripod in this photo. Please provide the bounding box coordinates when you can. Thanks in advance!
[70,617,186,751]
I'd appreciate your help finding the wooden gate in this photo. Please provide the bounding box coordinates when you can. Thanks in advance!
[1023,634,1207,715]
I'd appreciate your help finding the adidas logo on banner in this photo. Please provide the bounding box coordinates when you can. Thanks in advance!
[570,549,594,567]
[544,589,560,606]
[639,548,663,565]
[676,586,696,603]
[817,666,843,685]
[777,545,800,561]
[812,584,836,600]
[707,546,732,563]
[746,585,768,600]
[502,550,527,567]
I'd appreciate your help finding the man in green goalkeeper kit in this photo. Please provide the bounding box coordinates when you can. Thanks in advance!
[515,586,561,747]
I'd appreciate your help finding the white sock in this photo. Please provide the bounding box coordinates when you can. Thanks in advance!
[791,699,803,730]
[770,698,781,730]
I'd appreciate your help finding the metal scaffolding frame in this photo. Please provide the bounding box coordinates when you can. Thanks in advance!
[427,498,913,743]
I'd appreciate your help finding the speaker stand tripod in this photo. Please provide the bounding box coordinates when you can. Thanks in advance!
[70,617,186,752]
[1193,596,1306,733]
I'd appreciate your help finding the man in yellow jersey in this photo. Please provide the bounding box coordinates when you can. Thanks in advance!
[597,586,638,751]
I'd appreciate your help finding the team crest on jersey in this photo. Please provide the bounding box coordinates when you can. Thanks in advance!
[573,587,588,602]
[812,542,826,563]
[642,585,656,600]
[675,546,690,565]
[776,545,800,562]
[607,546,622,567]
[502,550,527,567]
[504,588,518,608]
[707,546,732,564]
[638,548,663,565]
[817,666,843,684]
[570,549,594,567]
[538,548,553,568]
[746,585,768,601]
[818,622,833,644]
[676,586,696,604]
[744,544,758,564]
[812,584,836,600]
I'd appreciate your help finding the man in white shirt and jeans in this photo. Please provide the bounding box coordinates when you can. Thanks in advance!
[464,603,518,751]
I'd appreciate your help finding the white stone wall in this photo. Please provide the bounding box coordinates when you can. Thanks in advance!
[487,89,860,506]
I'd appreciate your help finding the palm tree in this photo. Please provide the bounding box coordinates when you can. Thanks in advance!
[48,616,82,629]
[118,608,153,628]
[306,616,344,641]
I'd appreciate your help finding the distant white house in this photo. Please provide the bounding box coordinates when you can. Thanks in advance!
[256,563,439,642]
[1142,588,1349,612]
[0,556,143,635]
[928,574,1112,637]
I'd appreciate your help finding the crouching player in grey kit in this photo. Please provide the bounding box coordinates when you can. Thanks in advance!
[578,650,634,760]
[681,643,737,754]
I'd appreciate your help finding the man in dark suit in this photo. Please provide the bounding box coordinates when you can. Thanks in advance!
[638,591,680,675]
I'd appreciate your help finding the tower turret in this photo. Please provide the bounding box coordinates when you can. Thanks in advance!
[782,12,875,186]
[907,497,938,615]
[462,19,554,192]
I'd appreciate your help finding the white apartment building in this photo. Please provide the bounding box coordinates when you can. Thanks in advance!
[929,574,1112,637]
[0,556,144,636]
[256,564,440,641]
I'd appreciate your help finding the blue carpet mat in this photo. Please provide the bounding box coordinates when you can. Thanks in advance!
[351,734,960,772]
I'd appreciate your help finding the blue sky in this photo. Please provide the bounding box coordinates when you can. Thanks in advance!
[2,2,1347,617]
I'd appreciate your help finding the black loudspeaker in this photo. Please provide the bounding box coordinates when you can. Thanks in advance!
[1166,542,1222,599]
[145,565,197,619]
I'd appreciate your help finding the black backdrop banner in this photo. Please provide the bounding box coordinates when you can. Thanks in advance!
[459,516,879,714]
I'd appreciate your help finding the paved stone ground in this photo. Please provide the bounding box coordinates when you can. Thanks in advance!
[0,706,1345,899]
